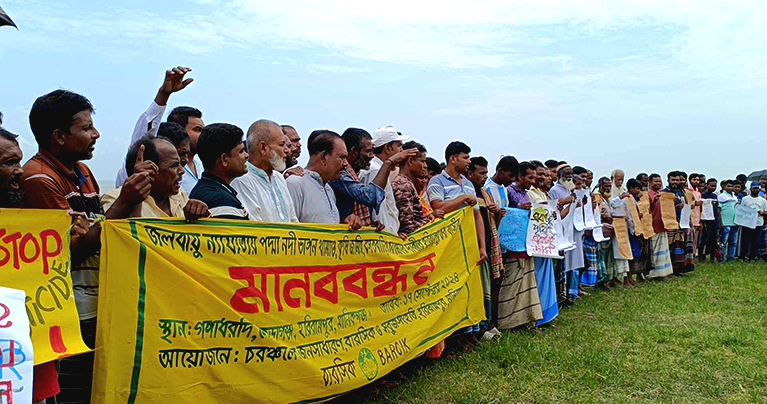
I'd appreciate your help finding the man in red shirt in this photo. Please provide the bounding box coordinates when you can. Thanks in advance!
[22,90,151,403]
[647,173,674,279]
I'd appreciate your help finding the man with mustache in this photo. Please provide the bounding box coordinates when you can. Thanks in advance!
[20,90,156,403]
[287,130,361,230]
[1,115,86,404]
[330,127,415,231]
[282,124,304,178]
[231,120,298,222]
[101,136,210,221]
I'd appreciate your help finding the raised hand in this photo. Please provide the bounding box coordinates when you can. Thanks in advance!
[133,144,158,178]
[161,66,194,94]
[120,171,152,206]
[387,148,419,166]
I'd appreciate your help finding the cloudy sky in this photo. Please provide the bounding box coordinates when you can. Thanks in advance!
[1,0,766,188]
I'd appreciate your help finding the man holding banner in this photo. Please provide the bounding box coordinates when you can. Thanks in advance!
[21,90,155,403]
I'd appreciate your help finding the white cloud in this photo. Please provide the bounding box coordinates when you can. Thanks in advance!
[7,0,767,79]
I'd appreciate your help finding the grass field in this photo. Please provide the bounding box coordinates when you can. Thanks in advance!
[339,262,767,404]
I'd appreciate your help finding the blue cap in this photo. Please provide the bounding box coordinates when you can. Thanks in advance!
[751,181,761,188]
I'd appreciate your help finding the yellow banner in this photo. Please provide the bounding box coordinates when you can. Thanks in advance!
[0,209,89,364]
[93,208,484,404]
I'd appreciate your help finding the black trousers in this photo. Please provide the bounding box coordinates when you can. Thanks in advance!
[57,318,96,404]
[698,222,719,261]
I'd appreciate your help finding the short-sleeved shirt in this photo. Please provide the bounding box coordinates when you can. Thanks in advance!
[742,195,767,227]
[718,192,738,226]
[189,172,249,220]
[426,171,479,212]
[392,174,429,235]
[21,149,104,402]
[286,169,341,224]
[21,149,103,320]
[507,182,530,208]
[483,178,509,208]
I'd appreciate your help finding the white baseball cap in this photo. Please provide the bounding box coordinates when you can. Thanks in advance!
[372,125,410,148]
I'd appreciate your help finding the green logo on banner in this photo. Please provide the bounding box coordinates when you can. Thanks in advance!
[358,348,378,381]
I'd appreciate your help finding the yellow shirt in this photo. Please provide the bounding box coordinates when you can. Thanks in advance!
[101,188,189,218]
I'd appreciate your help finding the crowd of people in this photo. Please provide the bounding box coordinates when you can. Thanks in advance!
[1,67,766,404]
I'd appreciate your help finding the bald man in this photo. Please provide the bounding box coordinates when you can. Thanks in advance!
[231,120,298,222]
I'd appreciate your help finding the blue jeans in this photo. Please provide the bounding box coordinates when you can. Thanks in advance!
[720,226,738,262]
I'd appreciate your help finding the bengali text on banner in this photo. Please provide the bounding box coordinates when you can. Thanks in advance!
[93,207,484,404]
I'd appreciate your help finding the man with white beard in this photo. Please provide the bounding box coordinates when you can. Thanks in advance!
[231,119,298,222]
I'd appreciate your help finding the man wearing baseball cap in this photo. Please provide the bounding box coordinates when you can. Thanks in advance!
[359,125,411,235]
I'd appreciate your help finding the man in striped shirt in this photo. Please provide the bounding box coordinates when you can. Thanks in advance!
[22,90,153,403]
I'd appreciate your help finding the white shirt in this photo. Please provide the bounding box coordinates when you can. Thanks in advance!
[231,162,298,223]
[181,155,204,195]
[115,101,166,187]
[742,195,767,226]
[717,191,737,205]
[360,157,399,234]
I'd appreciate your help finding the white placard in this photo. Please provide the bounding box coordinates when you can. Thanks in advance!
[582,193,598,229]
[591,204,611,242]
[680,204,692,229]
[527,204,561,258]
[735,204,758,229]
[0,286,34,404]
[701,199,715,220]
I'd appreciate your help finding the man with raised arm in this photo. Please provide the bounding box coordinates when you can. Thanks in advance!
[115,66,194,188]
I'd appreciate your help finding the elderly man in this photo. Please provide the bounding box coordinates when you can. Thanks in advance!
[230,120,298,222]
[548,162,575,207]
[102,136,209,220]
[287,130,361,230]
[21,90,154,404]
[331,127,415,231]
[611,169,628,198]
[359,125,410,234]
[189,123,250,220]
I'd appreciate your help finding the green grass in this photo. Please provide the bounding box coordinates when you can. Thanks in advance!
[340,262,767,404]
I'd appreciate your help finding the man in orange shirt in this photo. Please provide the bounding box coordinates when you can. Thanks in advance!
[21,90,151,403]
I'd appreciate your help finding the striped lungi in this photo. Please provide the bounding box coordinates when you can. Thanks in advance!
[497,258,542,330]
[648,232,673,278]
